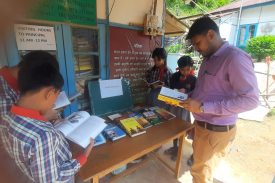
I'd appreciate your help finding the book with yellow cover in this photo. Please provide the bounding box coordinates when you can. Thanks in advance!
[158,87,188,106]
[120,117,146,137]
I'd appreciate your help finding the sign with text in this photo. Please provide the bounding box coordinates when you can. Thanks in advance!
[29,0,97,26]
[14,24,56,51]
[110,26,162,104]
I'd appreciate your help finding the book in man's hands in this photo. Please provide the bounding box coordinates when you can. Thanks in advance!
[55,111,107,148]
[158,87,188,106]
[103,123,126,141]
[120,117,146,137]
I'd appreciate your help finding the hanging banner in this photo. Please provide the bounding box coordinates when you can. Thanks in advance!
[109,26,162,104]
[29,0,97,26]
[14,24,56,51]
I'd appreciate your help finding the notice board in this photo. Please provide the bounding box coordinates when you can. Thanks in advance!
[110,26,162,104]
[29,0,97,26]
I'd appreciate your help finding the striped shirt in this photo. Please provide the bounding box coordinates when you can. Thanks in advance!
[0,67,19,123]
[145,66,172,87]
[1,105,86,183]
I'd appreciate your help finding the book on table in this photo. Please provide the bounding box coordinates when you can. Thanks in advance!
[103,123,126,141]
[131,113,152,129]
[143,111,162,125]
[55,111,107,148]
[155,108,176,120]
[120,117,146,137]
[94,133,106,147]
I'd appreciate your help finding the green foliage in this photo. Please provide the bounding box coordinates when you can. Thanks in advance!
[165,43,183,53]
[246,36,275,62]
[166,0,232,17]
[267,108,275,117]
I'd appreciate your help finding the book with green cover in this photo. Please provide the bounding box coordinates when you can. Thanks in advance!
[143,111,162,125]
[120,117,146,137]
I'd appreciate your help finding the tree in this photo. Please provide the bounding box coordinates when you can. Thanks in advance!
[166,0,232,17]
[246,36,275,62]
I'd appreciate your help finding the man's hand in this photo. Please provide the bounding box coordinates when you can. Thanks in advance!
[179,98,202,113]
[84,138,94,158]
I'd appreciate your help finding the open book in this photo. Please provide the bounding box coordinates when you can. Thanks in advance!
[143,79,163,86]
[55,111,107,148]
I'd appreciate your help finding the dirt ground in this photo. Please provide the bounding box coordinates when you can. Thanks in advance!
[114,115,275,183]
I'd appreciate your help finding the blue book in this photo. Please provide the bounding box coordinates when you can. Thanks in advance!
[103,123,126,141]
[94,133,106,147]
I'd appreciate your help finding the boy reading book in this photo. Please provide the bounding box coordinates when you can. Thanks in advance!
[0,51,62,183]
[0,51,61,122]
[165,56,196,162]
[1,56,94,183]
[145,48,172,107]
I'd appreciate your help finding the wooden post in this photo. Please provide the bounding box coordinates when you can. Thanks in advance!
[175,134,185,179]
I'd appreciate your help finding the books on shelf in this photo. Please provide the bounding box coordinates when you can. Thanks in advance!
[155,108,176,120]
[158,87,188,106]
[94,133,106,147]
[55,111,107,148]
[103,123,126,141]
[120,117,146,137]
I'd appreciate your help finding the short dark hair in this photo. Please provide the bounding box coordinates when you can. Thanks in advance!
[18,52,64,95]
[186,16,220,40]
[18,50,60,70]
[152,48,167,64]
[177,56,193,68]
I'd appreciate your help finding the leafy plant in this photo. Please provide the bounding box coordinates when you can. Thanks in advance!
[246,36,275,62]
[166,0,232,17]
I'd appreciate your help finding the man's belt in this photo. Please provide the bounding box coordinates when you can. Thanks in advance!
[196,120,235,132]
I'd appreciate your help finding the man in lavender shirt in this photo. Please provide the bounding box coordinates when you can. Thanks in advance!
[180,16,259,183]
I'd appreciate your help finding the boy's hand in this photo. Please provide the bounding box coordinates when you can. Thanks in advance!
[84,138,94,158]
[153,82,164,89]
[178,88,186,93]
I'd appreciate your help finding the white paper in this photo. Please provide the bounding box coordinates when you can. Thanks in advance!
[108,113,122,120]
[53,91,71,110]
[99,79,123,98]
[160,87,188,101]
[14,24,56,50]
[67,116,107,148]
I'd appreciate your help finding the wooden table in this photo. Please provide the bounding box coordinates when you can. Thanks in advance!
[72,118,193,183]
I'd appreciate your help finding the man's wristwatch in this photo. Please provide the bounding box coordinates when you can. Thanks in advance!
[199,103,204,113]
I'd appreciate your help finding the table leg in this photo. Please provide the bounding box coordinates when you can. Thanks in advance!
[175,134,185,179]
[91,176,99,183]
